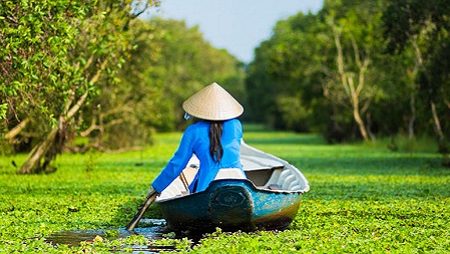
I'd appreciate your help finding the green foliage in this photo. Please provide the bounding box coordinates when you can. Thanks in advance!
[383,0,450,158]
[78,19,165,150]
[0,144,163,252]
[1,0,88,125]
[246,13,327,131]
[74,18,246,151]
[0,11,244,153]
[275,95,311,132]
[247,2,387,139]
[0,1,177,171]
[1,127,448,252]
[0,0,158,168]
[246,0,449,149]
[0,0,134,125]
[143,18,245,130]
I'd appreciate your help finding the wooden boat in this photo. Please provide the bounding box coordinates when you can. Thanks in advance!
[155,142,310,232]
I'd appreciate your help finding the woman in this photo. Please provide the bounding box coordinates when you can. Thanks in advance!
[151,82,244,194]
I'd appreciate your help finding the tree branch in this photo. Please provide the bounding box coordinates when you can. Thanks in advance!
[5,118,30,140]
[66,59,108,120]
[350,36,362,68]
[356,58,369,96]
[131,2,149,18]
[80,118,99,137]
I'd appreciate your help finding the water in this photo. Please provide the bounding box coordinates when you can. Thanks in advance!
[45,219,175,253]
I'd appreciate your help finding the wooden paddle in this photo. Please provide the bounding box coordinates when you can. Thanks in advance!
[126,171,192,231]
[126,188,157,231]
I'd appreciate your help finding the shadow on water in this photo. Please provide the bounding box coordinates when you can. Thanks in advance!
[45,219,176,253]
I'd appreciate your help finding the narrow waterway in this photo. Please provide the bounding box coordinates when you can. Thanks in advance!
[45,219,174,253]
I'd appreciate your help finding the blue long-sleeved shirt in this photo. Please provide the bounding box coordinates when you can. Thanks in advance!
[152,118,243,193]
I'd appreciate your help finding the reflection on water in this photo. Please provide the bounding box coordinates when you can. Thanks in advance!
[45,219,174,253]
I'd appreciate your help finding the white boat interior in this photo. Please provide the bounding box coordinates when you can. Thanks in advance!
[156,142,310,201]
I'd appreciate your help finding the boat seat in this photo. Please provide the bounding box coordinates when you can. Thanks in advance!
[215,168,246,180]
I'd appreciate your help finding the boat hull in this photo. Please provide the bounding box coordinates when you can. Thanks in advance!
[156,179,303,232]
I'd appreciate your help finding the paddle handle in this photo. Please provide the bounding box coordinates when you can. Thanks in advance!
[179,172,190,193]
[126,189,157,231]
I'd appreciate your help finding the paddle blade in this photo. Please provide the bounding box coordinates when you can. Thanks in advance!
[126,191,157,231]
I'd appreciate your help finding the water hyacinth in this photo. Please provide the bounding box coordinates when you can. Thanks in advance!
[1,127,449,253]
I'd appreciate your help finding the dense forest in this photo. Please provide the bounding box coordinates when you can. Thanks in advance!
[0,0,448,174]
[246,0,449,164]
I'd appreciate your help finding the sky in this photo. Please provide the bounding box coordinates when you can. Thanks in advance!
[141,0,324,63]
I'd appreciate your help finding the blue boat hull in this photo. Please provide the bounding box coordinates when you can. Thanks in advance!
[156,179,303,232]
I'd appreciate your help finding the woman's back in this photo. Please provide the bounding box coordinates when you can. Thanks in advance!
[190,119,242,168]
[152,82,244,194]
[152,118,243,193]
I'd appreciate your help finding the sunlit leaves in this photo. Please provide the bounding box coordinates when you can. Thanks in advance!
[0,1,156,158]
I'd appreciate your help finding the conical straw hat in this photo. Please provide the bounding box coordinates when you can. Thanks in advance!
[182,82,244,121]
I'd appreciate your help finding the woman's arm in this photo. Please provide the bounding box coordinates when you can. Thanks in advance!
[151,127,194,193]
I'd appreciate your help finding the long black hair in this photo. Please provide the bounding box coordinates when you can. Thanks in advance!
[209,121,223,162]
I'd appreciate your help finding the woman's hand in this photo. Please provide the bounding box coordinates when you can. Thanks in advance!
[148,186,159,196]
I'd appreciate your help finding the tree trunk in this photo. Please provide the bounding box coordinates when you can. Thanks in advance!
[407,38,422,140]
[17,125,60,174]
[431,101,444,141]
[366,112,376,141]
[332,24,370,141]
[408,93,416,139]
[5,118,30,141]
[430,101,449,167]
[352,94,369,141]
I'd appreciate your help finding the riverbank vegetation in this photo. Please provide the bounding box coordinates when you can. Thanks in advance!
[246,0,449,164]
[2,0,449,174]
[0,0,244,173]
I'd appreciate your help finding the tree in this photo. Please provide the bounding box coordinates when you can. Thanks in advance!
[246,1,386,141]
[72,18,245,151]
[324,0,386,141]
[246,12,329,131]
[138,18,245,130]
[383,0,450,165]
[76,19,166,151]
[0,0,157,173]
